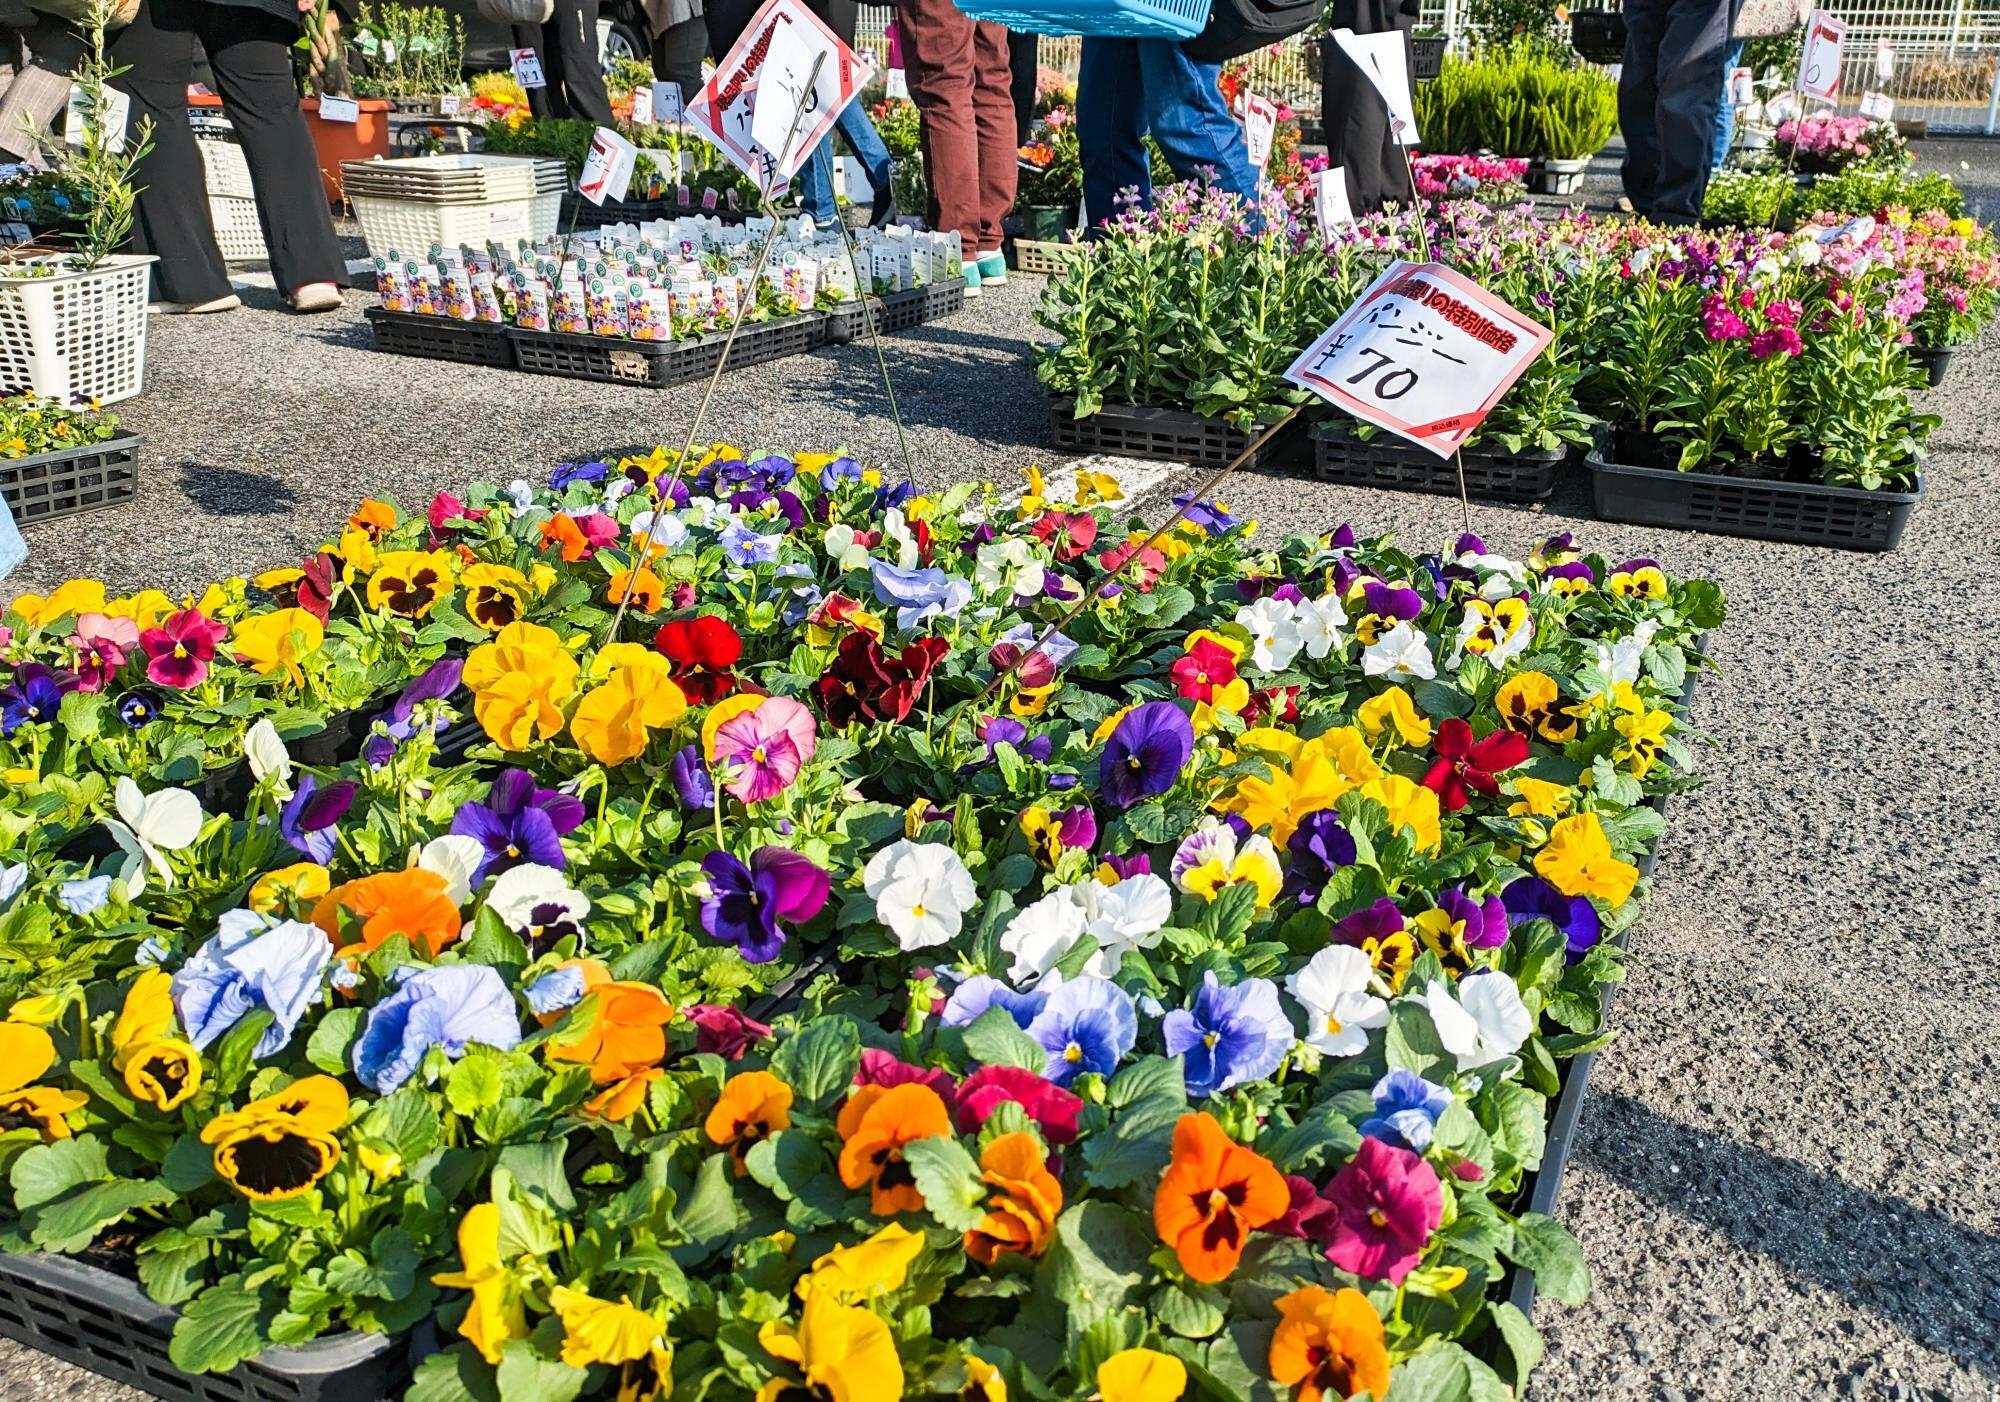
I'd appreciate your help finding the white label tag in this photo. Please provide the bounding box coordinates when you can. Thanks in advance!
[1728,66,1754,105]
[1796,9,1846,103]
[1876,37,1894,82]
[1331,28,1419,145]
[1812,213,1876,244]
[318,94,361,124]
[579,126,639,205]
[380,39,397,63]
[1284,260,1554,458]
[1766,89,1801,122]
[630,84,654,124]
[1313,167,1355,236]
[1242,92,1277,173]
[654,81,684,124]
[886,68,908,100]
[511,48,547,89]
[65,84,131,153]
[438,92,462,117]
[1858,89,1893,120]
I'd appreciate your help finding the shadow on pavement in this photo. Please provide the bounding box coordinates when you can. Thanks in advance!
[175,463,300,517]
[1578,1090,2000,1379]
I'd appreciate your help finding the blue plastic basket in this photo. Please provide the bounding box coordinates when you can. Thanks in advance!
[955,0,1211,39]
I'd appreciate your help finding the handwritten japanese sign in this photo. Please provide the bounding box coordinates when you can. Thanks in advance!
[686,0,862,195]
[509,48,546,89]
[1284,260,1553,458]
[579,127,638,205]
[1243,92,1278,172]
[1797,9,1846,103]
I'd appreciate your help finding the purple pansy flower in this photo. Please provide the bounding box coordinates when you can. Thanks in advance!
[450,768,585,881]
[279,774,357,864]
[698,846,830,963]
[1284,811,1358,907]
[669,744,716,809]
[1,664,75,736]
[1099,701,1194,808]
[1434,886,1510,950]
[1360,580,1425,622]
[364,657,464,767]
[1163,972,1292,1097]
[1501,875,1602,959]
[1332,897,1406,949]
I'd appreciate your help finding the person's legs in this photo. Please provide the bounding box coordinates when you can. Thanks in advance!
[1712,36,1745,171]
[191,1,345,298]
[1077,36,1148,229]
[969,20,1016,258]
[1651,0,1732,216]
[1321,0,1410,213]
[1619,0,1669,213]
[898,0,980,245]
[796,135,839,225]
[651,14,706,97]
[109,0,230,305]
[837,101,894,194]
[1008,28,1038,144]
[1134,39,1257,204]
[542,0,614,125]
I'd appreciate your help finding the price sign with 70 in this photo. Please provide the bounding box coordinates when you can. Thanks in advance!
[1284,260,1553,458]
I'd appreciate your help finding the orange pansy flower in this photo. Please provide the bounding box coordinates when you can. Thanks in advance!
[703,1070,793,1174]
[835,1082,952,1216]
[312,869,462,958]
[963,1130,1062,1265]
[583,1067,663,1122]
[1268,1285,1391,1402]
[540,513,591,563]
[348,498,398,539]
[544,980,676,1084]
[1152,1111,1289,1283]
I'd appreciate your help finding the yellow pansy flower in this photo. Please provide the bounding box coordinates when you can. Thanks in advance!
[805,1223,925,1300]
[431,1202,528,1365]
[548,1286,667,1368]
[232,609,325,689]
[1097,1348,1187,1402]
[1535,812,1640,907]
[571,666,688,767]
[1359,774,1443,852]
[757,1284,904,1402]
[1356,685,1433,748]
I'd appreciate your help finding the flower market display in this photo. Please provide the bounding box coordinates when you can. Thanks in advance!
[0,444,1728,1400]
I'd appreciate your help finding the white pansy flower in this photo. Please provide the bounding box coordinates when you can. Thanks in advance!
[1285,946,1389,1058]
[1293,594,1347,661]
[1362,621,1437,681]
[103,779,202,898]
[409,834,488,908]
[1422,973,1532,1071]
[998,888,1090,985]
[485,863,590,946]
[243,719,292,796]
[823,523,872,572]
[1235,597,1305,672]
[975,538,1046,599]
[862,840,978,950]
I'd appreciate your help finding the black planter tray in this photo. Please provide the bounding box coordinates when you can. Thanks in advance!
[873,281,965,333]
[362,307,515,369]
[0,433,142,526]
[1410,34,1447,80]
[1310,421,1565,504]
[559,193,751,229]
[1585,433,1921,553]
[1049,397,1308,472]
[0,1251,412,1402]
[507,311,826,387]
[1908,343,1953,388]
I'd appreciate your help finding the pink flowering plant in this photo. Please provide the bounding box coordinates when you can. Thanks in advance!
[1411,154,1529,202]
[1775,113,1909,175]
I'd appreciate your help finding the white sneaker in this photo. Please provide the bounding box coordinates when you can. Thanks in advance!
[149,294,241,315]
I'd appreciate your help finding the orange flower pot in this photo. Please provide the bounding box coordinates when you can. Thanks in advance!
[299,97,392,205]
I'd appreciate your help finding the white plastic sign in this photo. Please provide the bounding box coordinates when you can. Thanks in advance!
[630,84,654,123]
[654,81,684,123]
[1796,9,1846,103]
[1242,92,1278,172]
[437,92,462,117]
[886,68,909,100]
[1858,89,1893,120]
[578,127,639,205]
[1766,88,1801,122]
[1728,66,1754,105]
[511,48,547,89]
[65,84,130,153]
[688,0,863,194]
[1283,260,1553,458]
[1314,166,1355,235]
[317,94,360,124]
[1332,27,1419,146]
[1876,37,1894,81]
[1812,213,1875,245]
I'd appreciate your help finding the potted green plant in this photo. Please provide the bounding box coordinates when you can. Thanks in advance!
[1524,58,1617,193]
[348,2,467,113]
[1015,109,1081,243]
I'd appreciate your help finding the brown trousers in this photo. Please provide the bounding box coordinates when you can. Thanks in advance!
[897,0,1017,255]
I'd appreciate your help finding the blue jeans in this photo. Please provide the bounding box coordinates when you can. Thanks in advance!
[797,101,895,226]
[0,496,24,582]
[1713,38,1744,169]
[1076,37,1259,230]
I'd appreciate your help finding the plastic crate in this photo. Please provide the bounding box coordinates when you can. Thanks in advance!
[1410,33,1448,80]
[1010,238,1081,275]
[210,196,269,263]
[364,307,515,368]
[1048,397,1304,471]
[0,432,140,524]
[1311,421,1565,504]
[1585,436,1921,552]
[955,0,1211,39]
[873,281,965,333]
[0,254,154,406]
[0,1251,411,1402]
[508,312,824,387]
[350,193,548,260]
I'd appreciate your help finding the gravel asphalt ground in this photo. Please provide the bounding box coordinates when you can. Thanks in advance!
[5,139,2000,1401]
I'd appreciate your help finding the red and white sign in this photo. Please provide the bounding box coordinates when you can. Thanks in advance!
[578,127,638,205]
[509,48,546,89]
[1283,260,1552,458]
[1728,66,1754,105]
[630,83,655,124]
[1332,28,1419,146]
[687,0,864,194]
[1243,92,1278,172]
[1796,9,1846,103]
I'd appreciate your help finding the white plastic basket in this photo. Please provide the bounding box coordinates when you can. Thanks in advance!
[0,255,154,406]
[210,195,268,263]
[351,193,552,258]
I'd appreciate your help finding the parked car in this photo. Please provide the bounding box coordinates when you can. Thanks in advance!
[337,0,655,78]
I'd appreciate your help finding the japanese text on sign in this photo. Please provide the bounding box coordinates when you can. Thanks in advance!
[1331,28,1419,146]
[578,127,638,205]
[1243,92,1277,171]
[510,48,546,89]
[1797,9,1846,103]
[1284,260,1553,458]
[686,0,862,194]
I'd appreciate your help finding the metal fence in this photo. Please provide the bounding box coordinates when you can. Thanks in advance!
[855,0,2000,133]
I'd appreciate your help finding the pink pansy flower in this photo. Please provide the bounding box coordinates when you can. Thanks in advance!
[138,609,227,690]
[711,696,817,802]
[70,613,139,694]
[1321,1136,1444,1284]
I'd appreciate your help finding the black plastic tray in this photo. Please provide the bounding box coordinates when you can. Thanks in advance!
[1586,437,1921,552]
[507,311,825,387]
[873,281,964,333]
[559,193,750,229]
[1570,8,1626,62]
[0,1251,411,1402]
[1310,422,1565,504]
[362,307,514,369]
[1411,34,1447,80]
[0,433,142,526]
[1909,344,1952,388]
[1049,397,1307,471]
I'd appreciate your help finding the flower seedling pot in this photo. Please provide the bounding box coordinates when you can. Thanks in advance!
[1526,156,1591,196]
[1908,344,1952,389]
[1017,205,1074,242]
[1569,9,1625,62]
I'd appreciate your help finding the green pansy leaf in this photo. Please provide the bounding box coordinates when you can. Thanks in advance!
[10,1136,110,1210]
[495,1339,587,1402]
[29,1177,177,1253]
[1486,1300,1545,1389]
[304,1007,365,1076]
[1151,1279,1227,1339]
[1504,1212,1591,1304]
[1384,1001,1451,1079]
[168,1277,277,1375]
[770,1015,861,1113]
[900,1135,987,1233]
[962,1005,1047,1073]
[676,1150,743,1246]
[1387,1341,1513,1402]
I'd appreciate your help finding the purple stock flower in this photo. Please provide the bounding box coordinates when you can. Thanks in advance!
[1163,972,1292,1097]
[669,744,716,809]
[698,846,830,963]
[1284,811,1358,907]
[279,774,357,864]
[1099,701,1194,808]
[450,768,584,881]
[1501,875,1602,959]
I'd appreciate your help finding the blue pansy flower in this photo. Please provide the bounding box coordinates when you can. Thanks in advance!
[352,964,523,1093]
[1026,978,1137,1086]
[171,913,332,1058]
[1163,972,1292,1097]
[942,975,1051,1030]
[1359,1068,1455,1152]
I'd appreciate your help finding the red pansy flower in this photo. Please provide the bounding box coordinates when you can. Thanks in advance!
[1419,718,1529,812]
[653,615,744,703]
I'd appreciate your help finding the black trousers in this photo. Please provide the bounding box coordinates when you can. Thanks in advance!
[1009,29,1036,144]
[651,16,707,99]
[538,0,615,125]
[1320,0,1420,215]
[1620,0,1733,217]
[110,0,344,303]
